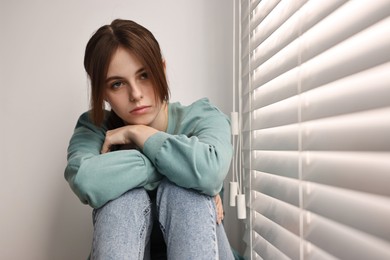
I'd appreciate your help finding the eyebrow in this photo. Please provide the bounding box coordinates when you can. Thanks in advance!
[105,67,146,83]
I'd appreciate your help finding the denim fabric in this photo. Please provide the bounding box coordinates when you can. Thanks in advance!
[91,178,234,260]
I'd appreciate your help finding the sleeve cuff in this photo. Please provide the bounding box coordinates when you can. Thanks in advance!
[143,131,170,164]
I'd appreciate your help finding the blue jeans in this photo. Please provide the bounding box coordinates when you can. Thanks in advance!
[90,178,234,260]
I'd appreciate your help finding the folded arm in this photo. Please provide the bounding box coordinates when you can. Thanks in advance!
[64,112,162,208]
[143,114,233,196]
[100,112,233,196]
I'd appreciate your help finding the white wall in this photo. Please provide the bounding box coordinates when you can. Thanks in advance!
[0,0,243,259]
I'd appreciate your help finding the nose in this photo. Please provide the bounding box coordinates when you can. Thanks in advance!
[128,84,143,102]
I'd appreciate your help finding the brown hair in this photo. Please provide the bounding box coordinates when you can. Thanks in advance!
[84,19,170,125]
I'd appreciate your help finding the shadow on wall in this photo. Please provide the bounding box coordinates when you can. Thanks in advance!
[47,183,93,260]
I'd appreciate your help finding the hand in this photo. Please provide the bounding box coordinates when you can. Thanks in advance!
[214,194,224,225]
[101,126,133,153]
[101,125,159,153]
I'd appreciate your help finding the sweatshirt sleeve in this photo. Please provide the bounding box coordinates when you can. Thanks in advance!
[142,101,233,196]
[64,112,163,208]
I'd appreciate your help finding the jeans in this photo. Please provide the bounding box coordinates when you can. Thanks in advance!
[90,178,234,260]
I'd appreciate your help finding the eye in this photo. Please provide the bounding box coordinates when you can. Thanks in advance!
[139,72,149,80]
[110,81,123,90]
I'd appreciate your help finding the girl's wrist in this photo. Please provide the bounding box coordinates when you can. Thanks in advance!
[129,125,158,149]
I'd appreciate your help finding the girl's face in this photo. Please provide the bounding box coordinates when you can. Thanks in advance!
[104,46,167,130]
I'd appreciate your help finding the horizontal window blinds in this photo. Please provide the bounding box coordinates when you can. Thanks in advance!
[238,0,390,259]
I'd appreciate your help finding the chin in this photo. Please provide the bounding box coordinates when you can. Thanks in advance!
[126,119,152,126]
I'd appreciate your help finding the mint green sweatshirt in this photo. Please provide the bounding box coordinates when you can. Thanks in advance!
[65,98,233,209]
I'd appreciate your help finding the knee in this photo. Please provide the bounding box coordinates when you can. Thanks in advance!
[93,188,151,224]
[156,178,215,214]
[157,178,197,205]
[156,179,218,250]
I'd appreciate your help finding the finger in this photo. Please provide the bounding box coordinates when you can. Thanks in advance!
[215,195,221,205]
[101,140,111,154]
[218,212,222,224]
[217,207,222,223]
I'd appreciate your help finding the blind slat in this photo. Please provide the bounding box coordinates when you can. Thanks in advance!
[300,16,390,91]
[251,0,346,68]
[251,231,289,260]
[246,151,390,198]
[300,0,390,64]
[252,190,300,235]
[250,96,298,130]
[252,16,390,91]
[301,63,390,121]
[251,0,307,51]
[248,152,299,179]
[250,0,261,13]
[302,242,338,260]
[250,0,280,32]
[303,182,390,241]
[248,113,384,151]
[304,212,390,260]
[249,69,298,110]
[243,124,298,151]
[248,66,390,128]
[252,212,300,259]
[249,59,390,114]
[303,152,390,197]
[250,170,299,206]
[302,107,390,151]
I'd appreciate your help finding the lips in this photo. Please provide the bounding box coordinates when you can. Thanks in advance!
[130,105,151,114]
